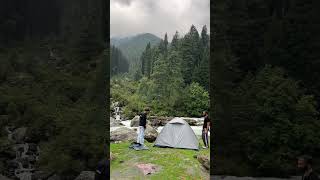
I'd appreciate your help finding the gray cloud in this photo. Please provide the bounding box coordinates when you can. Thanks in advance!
[110,0,210,40]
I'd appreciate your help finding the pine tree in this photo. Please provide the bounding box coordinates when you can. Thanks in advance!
[171,31,180,51]
[201,25,209,49]
[181,25,201,84]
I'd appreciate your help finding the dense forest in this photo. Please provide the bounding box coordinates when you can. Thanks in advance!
[212,0,320,177]
[110,46,129,77]
[111,33,161,79]
[111,25,210,118]
[0,0,108,179]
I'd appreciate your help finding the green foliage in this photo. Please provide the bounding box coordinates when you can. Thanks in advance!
[110,33,161,73]
[237,66,320,175]
[212,0,320,176]
[0,40,107,178]
[183,83,210,117]
[111,25,210,118]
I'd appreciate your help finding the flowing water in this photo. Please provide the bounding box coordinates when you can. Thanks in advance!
[5,127,39,180]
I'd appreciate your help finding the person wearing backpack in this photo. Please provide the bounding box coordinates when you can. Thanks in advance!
[137,107,150,146]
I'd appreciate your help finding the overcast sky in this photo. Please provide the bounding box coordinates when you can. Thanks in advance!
[110,0,210,40]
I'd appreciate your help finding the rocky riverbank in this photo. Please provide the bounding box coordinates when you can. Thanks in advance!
[0,126,99,180]
[110,115,208,140]
[0,126,39,180]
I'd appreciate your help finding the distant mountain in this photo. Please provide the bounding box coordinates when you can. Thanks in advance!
[111,33,161,66]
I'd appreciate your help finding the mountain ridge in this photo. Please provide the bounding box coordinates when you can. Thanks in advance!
[110,33,161,68]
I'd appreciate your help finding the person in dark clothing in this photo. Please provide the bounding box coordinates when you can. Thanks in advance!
[95,158,109,180]
[202,111,210,149]
[297,155,320,180]
[137,107,150,146]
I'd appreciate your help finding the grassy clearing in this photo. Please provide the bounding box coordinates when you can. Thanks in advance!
[110,137,210,180]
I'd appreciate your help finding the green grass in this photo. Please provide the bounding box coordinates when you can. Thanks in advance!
[110,138,210,180]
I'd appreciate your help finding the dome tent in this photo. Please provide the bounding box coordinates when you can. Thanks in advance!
[154,117,199,150]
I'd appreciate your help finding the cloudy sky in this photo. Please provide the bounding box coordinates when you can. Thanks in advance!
[110,0,210,40]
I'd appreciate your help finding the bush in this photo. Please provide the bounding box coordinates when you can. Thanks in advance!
[183,82,209,117]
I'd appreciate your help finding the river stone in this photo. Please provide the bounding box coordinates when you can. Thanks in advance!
[74,171,95,180]
[11,127,27,143]
[197,155,210,170]
[149,116,173,126]
[144,125,158,142]
[130,116,140,127]
[110,127,136,142]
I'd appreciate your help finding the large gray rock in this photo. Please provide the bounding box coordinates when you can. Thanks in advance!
[149,116,173,127]
[182,118,198,126]
[74,171,95,180]
[144,125,158,143]
[11,127,27,143]
[110,127,136,142]
[130,116,140,127]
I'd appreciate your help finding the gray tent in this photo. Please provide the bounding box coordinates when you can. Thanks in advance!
[154,117,199,150]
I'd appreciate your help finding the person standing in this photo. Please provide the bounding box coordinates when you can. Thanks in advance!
[297,155,319,180]
[137,107,150,146]
[202,111,210,149]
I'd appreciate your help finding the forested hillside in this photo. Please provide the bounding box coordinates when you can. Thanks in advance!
[110,46,129,77]
[212,0,320,176]
[0,1,108,179]
[111,25,210,118]
[111,33,161,76]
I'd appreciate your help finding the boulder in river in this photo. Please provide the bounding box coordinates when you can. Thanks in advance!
[74,171,95,180]
[110,127,136,142]
[130,116,140,127]
[144,125,158,143]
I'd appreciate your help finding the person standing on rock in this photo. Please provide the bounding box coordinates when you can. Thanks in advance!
[137,107,150,146]
[297,155,319,180]
[202,111,210,149]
